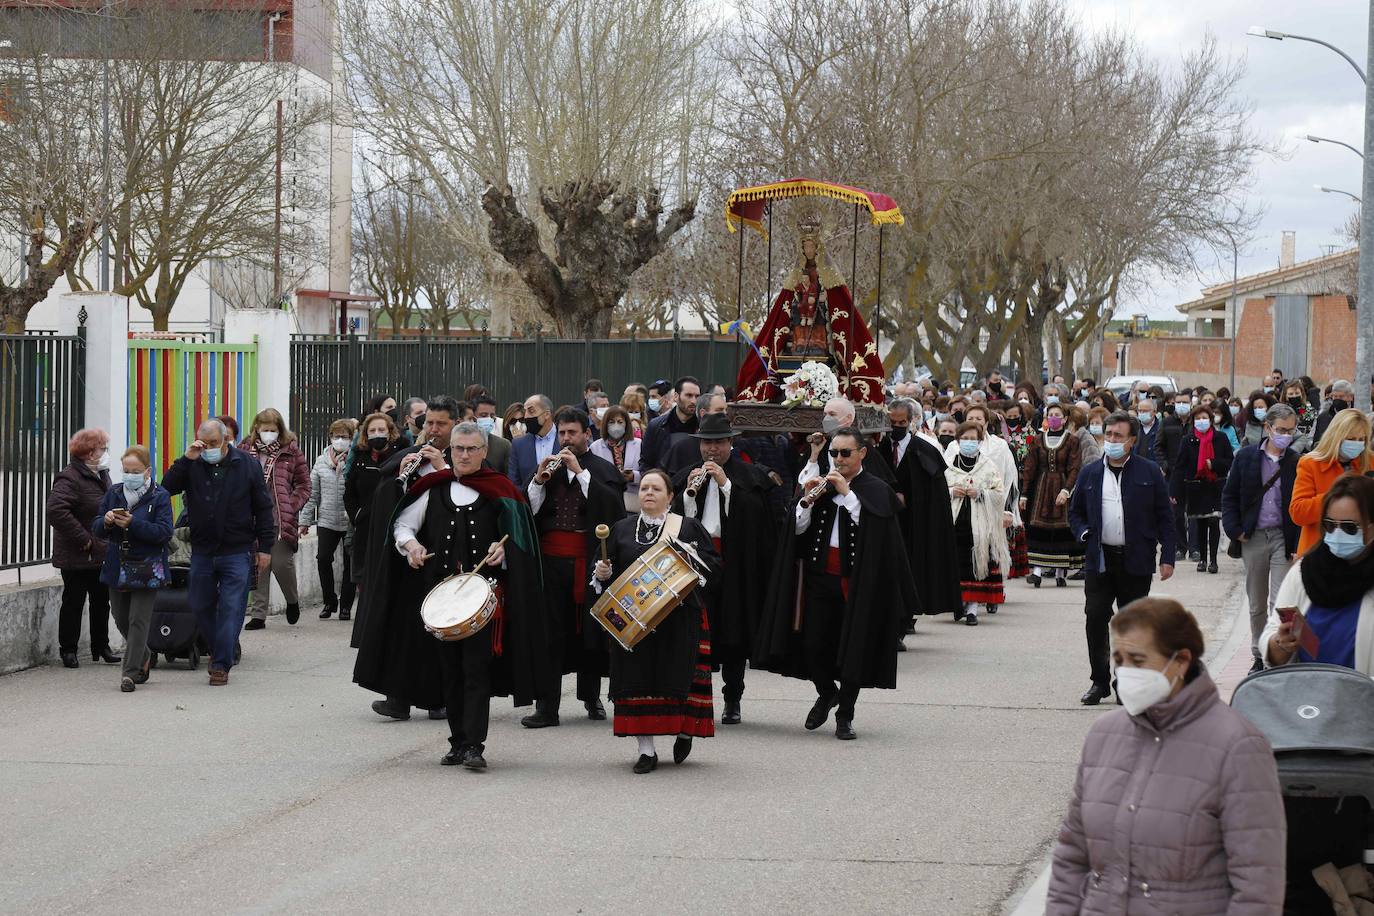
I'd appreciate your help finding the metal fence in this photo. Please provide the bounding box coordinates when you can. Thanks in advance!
[0,332,86,570]
[289,334,743,458]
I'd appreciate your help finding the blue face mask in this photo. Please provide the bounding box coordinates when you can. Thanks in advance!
[1325,528,1369,560]
[475,417,495,435]
[1044,395,1059,405]
[1103,441,1127,461]
[1088,424,1103,436]
[648,398,660,413]
[1194,418,1211,433]
[1340,440,1365,461]
[122,472,146,490]
[1252,407,1267,423]
[1174,403,1190,416]
[202,447,224,464]
[958,439,980,458]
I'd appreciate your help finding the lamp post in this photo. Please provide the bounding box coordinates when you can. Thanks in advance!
[1317,185,1363,204]
[1305,134,1365,159]
[1251,18,1374,411]
[1218,227,1240,394]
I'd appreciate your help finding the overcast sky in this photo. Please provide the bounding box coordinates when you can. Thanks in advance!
[1073,0,1368,318]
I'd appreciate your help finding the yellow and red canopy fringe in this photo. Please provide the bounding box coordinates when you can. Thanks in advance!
[725,178,905,236]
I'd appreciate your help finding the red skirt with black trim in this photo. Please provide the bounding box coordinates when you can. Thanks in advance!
[612,609,715,738]
[1007,526,1030,579]
[961,565,1005,605]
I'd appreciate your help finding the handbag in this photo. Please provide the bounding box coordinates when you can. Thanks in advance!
[1226,457,1287,559]
[114,495,167,590]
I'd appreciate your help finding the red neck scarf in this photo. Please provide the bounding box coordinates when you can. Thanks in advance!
[1195,427,1216,481]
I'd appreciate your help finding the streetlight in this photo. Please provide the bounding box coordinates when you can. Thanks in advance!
[1247,26,1367,82]
[1305,134,1365,160]
[1316,184,1363,203]
[1252,20,1373,411]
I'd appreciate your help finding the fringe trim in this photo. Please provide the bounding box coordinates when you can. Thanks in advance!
[725,179,905,235]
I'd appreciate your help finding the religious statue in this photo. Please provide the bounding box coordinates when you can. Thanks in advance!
[735,210,885,405]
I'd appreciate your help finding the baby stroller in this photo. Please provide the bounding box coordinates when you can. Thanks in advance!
[1232,664,1374,914]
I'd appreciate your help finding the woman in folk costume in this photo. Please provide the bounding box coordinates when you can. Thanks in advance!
[945,421,1011,626]
[1019,402,1085,587]
[592,469,721,774]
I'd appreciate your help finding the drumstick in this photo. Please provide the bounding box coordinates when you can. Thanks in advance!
[595,524,610,562]
[471,534,510,576]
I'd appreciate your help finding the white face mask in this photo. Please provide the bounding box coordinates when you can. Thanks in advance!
[331,437,350,452]
[259,430,279,445]
[1115,651,1180,716]
[607,422,626,439]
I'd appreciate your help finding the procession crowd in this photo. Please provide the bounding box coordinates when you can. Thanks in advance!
[41,366,1374,911]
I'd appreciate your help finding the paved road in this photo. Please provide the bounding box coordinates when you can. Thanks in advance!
[0,561,1245,915]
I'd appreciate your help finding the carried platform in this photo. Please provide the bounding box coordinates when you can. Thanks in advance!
[726,402,890,436]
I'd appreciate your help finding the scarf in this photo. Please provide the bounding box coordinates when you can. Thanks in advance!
[944,453,1010,579]
[254,437,284,484]
[1301,541,1374,608]
[1194,427,1215,481]
[608,438,626,470]
[405,467,538,557]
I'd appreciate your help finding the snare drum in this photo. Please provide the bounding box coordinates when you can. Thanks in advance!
[589,538,700,651]
[420,573,499,641]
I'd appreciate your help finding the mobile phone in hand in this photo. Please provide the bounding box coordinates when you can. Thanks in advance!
[1277,607,1296,625]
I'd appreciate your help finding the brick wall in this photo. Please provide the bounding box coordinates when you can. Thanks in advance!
[1099,294,1355,391]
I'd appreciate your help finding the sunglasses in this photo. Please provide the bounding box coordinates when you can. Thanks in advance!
[1322,518,1368,536]
[828,447,858,458]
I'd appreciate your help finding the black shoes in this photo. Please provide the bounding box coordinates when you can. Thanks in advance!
[462,747,487,770]
[1189,550,1200,561]
[987,604,997,615]
[721,701,741,725]
[1055,575,1067,587]
[805,694,839,730]
[964,612,978,626]
[371,698,411,720]
[441,749,463,766]
[319,603,334,619]
[520,710,561,728]
[1026,573,1041,588]
[633,754,658,774]
[285,603,301,625]
[120,676,135,693]
[94,648,122,664]
[585,700,606,721]
[1208,562,1218,574]
[1080,684,1111,706]
[428,707,447,720]
[896,636,907,652]
[244,618,266,631]
[1249,658,1265,674]
[835,719,856,740]
[1196,560,1206,572]
[673,736,693,764]
[338,608,351,621]
[61,652,79,669]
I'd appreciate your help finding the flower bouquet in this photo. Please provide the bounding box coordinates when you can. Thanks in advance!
[781,360,839,408]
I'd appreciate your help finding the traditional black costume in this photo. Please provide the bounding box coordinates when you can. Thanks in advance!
[754,469,918,734]
[879,432,962,617]
[353,467,550,759]
[670,439,782,719]
[595,513,721,738]
[526,450,625,721]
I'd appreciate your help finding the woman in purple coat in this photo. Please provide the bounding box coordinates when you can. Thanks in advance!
[1048,598,1286,914]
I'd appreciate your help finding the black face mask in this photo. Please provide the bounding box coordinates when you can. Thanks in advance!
[1287,397,1304,411]
[367,435,388,452]
[989,382,1002,395]
[952,410,966,424]
[937,434,955,450]
[890,426,908,442]
[1333,399,1352,412]
[1005,416,1022,429]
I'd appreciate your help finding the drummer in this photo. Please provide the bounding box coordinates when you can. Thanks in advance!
[592,469,721,774]
[389,422,551,770]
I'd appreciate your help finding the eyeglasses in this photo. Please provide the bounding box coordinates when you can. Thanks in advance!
[1322,518,1368,535]
[828,448,857,458]
[450,445,485,456]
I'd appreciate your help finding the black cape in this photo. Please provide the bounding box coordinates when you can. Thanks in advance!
[670,454,782,658]
[352,468,553,707]
[880,434,962,616]
[534,450,626,668]
[754,470,919,689]
[604,514,721,700]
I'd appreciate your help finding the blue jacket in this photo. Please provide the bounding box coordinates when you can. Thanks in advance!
[1069,453,1176,578]
[1136,420,1162,467]
[91,483,175,588]
[161,445,276,556]
[1220,442,1300,555]
[506,432,546,488]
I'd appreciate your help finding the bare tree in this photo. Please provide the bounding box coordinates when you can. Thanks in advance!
[341,0,715,336]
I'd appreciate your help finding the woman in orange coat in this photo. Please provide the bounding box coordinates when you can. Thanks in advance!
[1290,409,1374,555]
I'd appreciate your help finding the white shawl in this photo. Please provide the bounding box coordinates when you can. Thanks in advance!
[945,453,1011,580]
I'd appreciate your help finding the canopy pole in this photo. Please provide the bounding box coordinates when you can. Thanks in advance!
[875,224,885,359]
[849,203,859,393]
[735,223,745,382]
[765,203,773,320]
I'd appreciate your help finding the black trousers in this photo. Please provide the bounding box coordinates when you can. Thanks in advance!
[1083,548,1153,687]
[717,649,747,704]
[315,527,355,611]
[803,570,861,721]
[59,568,110,655]
[539,554,601,712]
[436,626,493,752]
[1194,518,1221,564]
[1172,499,1190,555]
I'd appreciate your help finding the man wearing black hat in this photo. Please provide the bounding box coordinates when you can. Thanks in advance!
[671,413,783,725]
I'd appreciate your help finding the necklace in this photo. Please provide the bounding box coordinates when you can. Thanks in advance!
[635,513,665,545]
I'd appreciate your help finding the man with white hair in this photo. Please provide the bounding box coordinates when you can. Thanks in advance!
[1314,379,1356,446]
[800,397,896,486]
[162,418,276,686]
